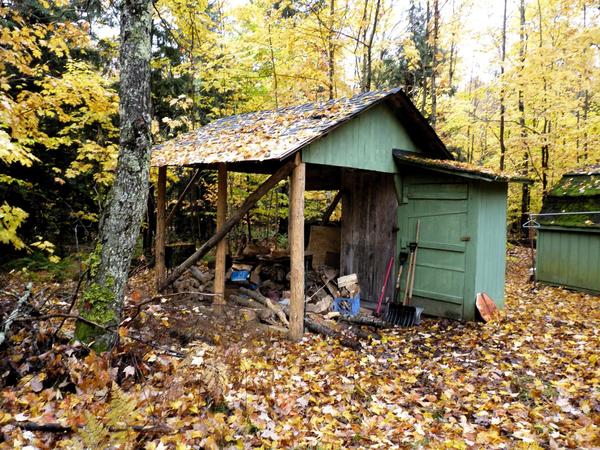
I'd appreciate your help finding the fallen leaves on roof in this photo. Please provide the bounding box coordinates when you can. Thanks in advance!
[151,89,398,167]
[395,153,527,182]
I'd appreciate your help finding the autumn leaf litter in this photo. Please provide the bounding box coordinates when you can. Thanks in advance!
[0,246,598,448]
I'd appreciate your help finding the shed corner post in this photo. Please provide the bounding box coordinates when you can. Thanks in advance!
[289,153,305,341]
[214,163,228,304]
[155,165,167,290]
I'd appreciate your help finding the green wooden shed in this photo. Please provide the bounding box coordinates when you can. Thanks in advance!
[152,88,525,325]
[536,167,600,293]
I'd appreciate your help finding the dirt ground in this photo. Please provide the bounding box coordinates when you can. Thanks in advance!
[0,245,598,449]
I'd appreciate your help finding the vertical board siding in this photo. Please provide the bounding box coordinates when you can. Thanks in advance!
[397,173,509,321]
[302,103,420,173]
[341,170,398,305]
[398,172,470,320]
[537,229,600,292]
[472,182,508,320]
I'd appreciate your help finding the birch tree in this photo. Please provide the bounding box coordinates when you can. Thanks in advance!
[75,0,152,350]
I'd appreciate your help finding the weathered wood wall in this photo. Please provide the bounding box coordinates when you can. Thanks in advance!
[341,169,398,306]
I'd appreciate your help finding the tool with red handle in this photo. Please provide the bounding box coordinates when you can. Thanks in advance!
[374,255,394,316]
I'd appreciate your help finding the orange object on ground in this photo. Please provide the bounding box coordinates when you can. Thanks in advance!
[476,292,499,322]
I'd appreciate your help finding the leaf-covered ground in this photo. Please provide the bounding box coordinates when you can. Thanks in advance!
[1,246,598,449]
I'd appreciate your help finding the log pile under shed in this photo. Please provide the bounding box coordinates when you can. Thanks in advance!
[169,242,388,348]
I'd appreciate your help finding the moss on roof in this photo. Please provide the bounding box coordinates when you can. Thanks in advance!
[539,168,600,229]
[393,151,529,183]
[547,173,600,197]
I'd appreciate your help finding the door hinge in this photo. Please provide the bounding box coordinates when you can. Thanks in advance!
[460,236,471,242]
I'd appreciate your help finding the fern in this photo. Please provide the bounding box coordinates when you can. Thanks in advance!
[68,382,140,449]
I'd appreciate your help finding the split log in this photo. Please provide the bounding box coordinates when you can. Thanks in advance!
[229,295,275,323]
[228,294,263,310]
[159,158,297,291]
[0,283,33,346]
[189,266,213,284]
[239,289,363,350]
[239,287,289,327]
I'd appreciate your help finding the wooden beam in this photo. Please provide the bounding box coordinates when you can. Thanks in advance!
[213,163,227,304]
[165,168,201,226]
[159,158,297,291]
[288,153,305,341]
[322,190,342,224]
[155,166,167,289]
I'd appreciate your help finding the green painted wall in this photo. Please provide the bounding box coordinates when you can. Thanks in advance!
[301,103,420,173]
[537,228,600,293]
[397,172,469,320]
[471,182,508,320]
[395,171,509,321]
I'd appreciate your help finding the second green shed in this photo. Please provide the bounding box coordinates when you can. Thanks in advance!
[536,167,600,293]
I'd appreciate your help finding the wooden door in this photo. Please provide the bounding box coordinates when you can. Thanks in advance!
[400,182,469,319]
[341,170,398,306]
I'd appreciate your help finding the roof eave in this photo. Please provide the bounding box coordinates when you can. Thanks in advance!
[392,149,531,183]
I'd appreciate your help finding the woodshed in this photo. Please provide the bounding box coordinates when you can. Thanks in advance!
[150,88,526,337]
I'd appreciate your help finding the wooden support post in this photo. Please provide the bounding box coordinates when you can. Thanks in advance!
[288,153,305,341]
[214,163,227,304]
[155,166,167,289]
[159,158,297,291]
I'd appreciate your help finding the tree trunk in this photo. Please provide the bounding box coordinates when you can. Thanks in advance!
[364,0,382,92]
[499,0,507,171]
[75,0,152,351]
[518,0,530,236]
[430,0,439,129]
[155,166,167,288]
[327,0,335,100]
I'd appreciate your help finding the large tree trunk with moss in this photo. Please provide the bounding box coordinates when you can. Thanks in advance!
[75,0,152,351]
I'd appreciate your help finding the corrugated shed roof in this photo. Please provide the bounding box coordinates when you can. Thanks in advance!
[393,151,530,183]
[151,88,450,167]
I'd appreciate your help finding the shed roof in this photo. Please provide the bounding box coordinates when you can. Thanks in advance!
[151,88,451,167]
[539,168,600,229]
[392,151,530,183]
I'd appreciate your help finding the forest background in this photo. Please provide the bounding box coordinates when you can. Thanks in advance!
[1,0,598,267]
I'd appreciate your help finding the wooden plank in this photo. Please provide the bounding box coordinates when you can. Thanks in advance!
[213,163,227,304]
[288,153,305,341]
[322,190,342,224]
[412,288,463,304]
[159,158,297,291]
[407,183,468,200]
[418,241,466,253]
[341,170,398,303]
[155,166,167,288]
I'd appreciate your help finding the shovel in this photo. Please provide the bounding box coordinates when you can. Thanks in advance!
[385,220,424,327]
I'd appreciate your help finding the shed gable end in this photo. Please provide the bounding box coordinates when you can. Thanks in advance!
[301,103,421,173]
